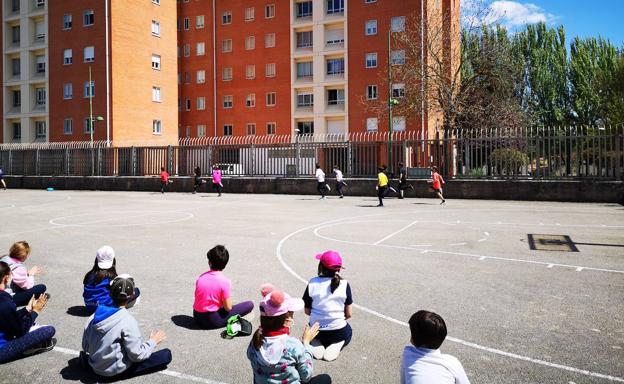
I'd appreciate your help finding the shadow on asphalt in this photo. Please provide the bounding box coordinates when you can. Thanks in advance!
[309,374,333,383]
[355,204,381,208]
[59,357,102,383]
[66,306,91,317]
[171,315,202,330]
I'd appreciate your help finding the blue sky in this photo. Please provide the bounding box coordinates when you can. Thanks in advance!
[468,1,624,47]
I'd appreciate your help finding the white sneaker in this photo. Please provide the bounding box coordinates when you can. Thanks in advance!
[310,339,325,360]
[323,341,345,361]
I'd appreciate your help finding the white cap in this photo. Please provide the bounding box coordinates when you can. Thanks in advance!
[96,246,115,269]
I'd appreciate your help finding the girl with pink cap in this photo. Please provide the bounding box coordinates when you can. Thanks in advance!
[247,284,320,384]
[302,250,353,361]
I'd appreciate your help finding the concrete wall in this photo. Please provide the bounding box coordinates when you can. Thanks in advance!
[4,176,623,203]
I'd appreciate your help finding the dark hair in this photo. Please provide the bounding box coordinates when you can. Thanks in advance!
[161,166,165,171]
[0,261,10,280]
[408,310,447,349]
[83,258,117,285]
[252,312,289,351]
[399,162,404,167]
[315,163,320,169]
[431,166,439,172]
[333,164,338,169]
[194,166,201,175]
[207,245,229,271]
[318,262,341,293]
[378,166,384,172]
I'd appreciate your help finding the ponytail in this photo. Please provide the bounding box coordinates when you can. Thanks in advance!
[252,314,289,351]
[252,328,265,351]
[330,273,341,294]
[318,263,342,294]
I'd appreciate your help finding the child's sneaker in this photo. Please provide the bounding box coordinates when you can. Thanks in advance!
[23,338,57,356]
[440,200,446,205]
[323,341,345,361]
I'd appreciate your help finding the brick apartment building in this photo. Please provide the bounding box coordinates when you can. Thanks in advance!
[1,0,459,144]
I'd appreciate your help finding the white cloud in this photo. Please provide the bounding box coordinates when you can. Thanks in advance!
[462,0,557,29]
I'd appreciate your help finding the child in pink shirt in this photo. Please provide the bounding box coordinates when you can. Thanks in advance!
[193,245,253,329]
[211,165,223,197]
[0,241,47,307]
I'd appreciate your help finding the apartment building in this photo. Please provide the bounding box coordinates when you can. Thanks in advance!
[2,0,178,146]
[179,0,460,139]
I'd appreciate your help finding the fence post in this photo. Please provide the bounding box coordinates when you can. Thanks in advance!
[8,149,12,175]
[347,141,353,177]
[616,129,622,181]
[131,147,137,176]
[35,149,40,176]
[96,148,103,176]
[65,148,70,176]
[167,145,174,174]
[250,144,256,177]
[295,141,301,178]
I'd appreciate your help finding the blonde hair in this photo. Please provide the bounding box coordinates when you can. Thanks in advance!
[9,241,31,261]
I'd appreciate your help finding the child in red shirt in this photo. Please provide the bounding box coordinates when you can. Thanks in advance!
[159,167,169,194]
[429,166,446,205]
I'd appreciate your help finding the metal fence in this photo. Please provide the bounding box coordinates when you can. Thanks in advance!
[0,126,622,180]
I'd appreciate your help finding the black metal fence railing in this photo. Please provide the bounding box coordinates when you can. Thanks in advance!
[0,127,622,180]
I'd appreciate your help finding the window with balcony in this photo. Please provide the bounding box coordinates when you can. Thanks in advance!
[63,49,73,65]
[391,16,406,32]
[84,10,94,26]
[296,31,313,48]
[267,122,276,135]
[265,33,275,48]
[223,124,233,136]
[246,94,255,107]
[391,50,405,65]
[63,83,73,99]
[63,14,72,29]
[246,123,256,135]
[266,92,276,106]
[223,95,233,108]
[297,121,314,134]
[297,61,313,78]
[152,54,161,70]
[366,85,378,100]
[297,92,313,107]
[327,89,345,105]
[365,20,377,35]
[222,11,232,24]
[327,0,344,14]
[296,1,312,18]
[63,118,73,135]
[84,46,94,62]
[326,58,344,75]
[365,52,377,68]
[35,121,46,138]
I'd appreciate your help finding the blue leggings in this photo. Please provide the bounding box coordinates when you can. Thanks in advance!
[193,301,254,329]
[12,284,47,307]
[0,326,56,364]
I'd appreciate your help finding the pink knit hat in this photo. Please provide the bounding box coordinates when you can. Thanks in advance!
[258,284,304,317]
[315,250,344,271]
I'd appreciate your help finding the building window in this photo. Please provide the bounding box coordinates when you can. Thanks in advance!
[84,118,93,134]
[265,63,276,77]
[222,67,232,81]
[152,0,160,4]
[183,44,190,57]
[391,16,406,32]
[326,28,344,46]
[297,121,314,134]
[153,120,162,135]
[152,54,161,70]
[12,123,21,140]
[84,81,95,98]
[265,33,275,48]
[63,83,73,99]
[392,83,405,98]
[35,121,46,138]
[327,89,345,105]
[197,97,206,110]
[11,58,20,77]
[296,31,313,48]
[297,61,313,78]
[222,11,232,24]
[365,0,377,3]
[367,117,378,132]
[197,125,206,137]
[266,92,276,106]
[63,14,72,29]
[365,52,377,68]
[222,39,232,52]
[223,95,233,108]
[246,123,256,135]
[36,55,46,74]
[84,46,95,62]
[10,0,19,13]
[35,88,46,106]
[197,42,205,56]
[326,58,344,75]
[267,122,276,135]
[297,1,312,18]
[246,94,256,107]
[265,4,275,18]
[12,90,20,107]
[185,99,191,111]
[391,50,406,65]
[34,20,45,41]
[196,15,205,29]
[245,36,255,50]
[63,49,73,65]
[63,118,73,135]
[151,20,160,36]
[36,0,45,7]
[327,0,344,14]
[197,70,205,83]
[392,116,406,131]
[245,7,255,21]
[11,26,20,45]
[183,17,189,30]
[297,92,313,107]
[223,124,233,136]
[152,86,161,102]
[365,20,377,35]
[84,10,94,26]
[245,65,256,79]
[366,85,378,100]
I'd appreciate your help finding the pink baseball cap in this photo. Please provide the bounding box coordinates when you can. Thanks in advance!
[258,284,304,317]
[315,250,344,271]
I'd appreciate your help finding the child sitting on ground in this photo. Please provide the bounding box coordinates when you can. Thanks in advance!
[0,261,56,363]
[247,284,320,383]
[303,250,353,361]
[401,310,470,384]
[83,246,140,315]
[193,245,254,329]
[0,241,46,307]
[81,274,172,378]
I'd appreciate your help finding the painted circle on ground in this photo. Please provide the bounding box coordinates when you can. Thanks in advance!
[49,210,194,227]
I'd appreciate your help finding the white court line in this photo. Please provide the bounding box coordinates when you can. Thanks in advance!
[53,346,229,384]
[277,216,624,382]
[373,221,419,245]
[477,232,490,242]
[49,211,194,227]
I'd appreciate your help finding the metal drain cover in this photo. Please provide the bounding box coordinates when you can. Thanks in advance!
[527,234,579,252]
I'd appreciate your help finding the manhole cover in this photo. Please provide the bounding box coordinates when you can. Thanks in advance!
[527,234,579,252]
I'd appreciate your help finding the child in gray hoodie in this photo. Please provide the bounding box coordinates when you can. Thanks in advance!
[81,274,172,378]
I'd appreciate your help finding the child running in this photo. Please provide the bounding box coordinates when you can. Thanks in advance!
[83,246,140,315]
[159,167,169,194]
[0,241,46,307]
[303,250,352,361]
[247,283,320,383]
[398,163,413,199]
[211,165,223,197]
[333,165,346,198]
[428,166,446,205]
[193,166,203,194]
[315,163,329,199]
[0,261,56,363]
[193,245,254,329]
[81,274,172,378]
[376,166,388,207]
[401,310,470,384]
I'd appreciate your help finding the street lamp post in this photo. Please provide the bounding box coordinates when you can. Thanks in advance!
[88,66,104,175]
[387,29,399,174]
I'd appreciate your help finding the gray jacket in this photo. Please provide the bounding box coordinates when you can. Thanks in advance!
[82,305,156,377]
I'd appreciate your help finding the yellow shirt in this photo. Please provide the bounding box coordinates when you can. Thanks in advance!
[378,172,388,187]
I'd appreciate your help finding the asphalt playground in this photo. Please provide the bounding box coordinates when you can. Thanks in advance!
[0,188,623,384]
